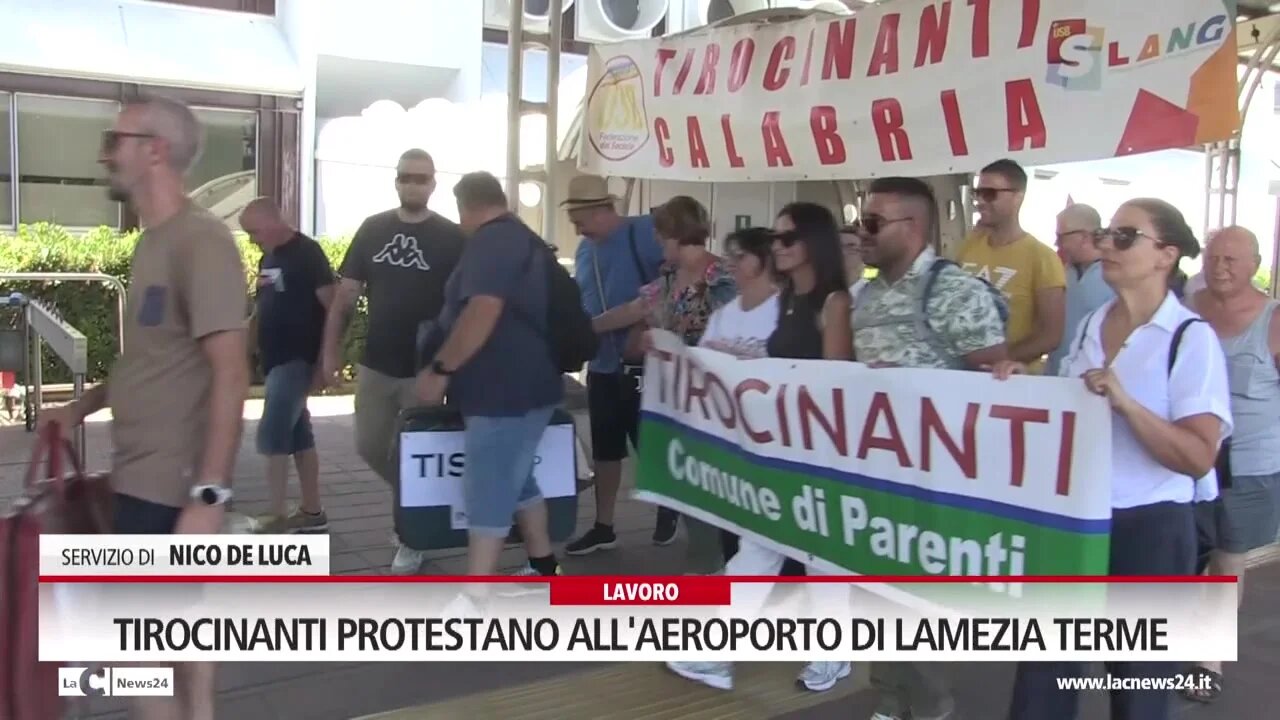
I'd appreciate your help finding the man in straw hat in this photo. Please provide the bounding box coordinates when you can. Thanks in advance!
[562,175,669,556]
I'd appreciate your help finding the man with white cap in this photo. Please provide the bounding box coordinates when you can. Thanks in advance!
[562,175,667,556]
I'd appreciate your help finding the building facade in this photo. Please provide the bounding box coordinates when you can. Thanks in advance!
[0,0,652,238]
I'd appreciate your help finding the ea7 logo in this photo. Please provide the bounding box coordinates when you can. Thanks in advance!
[963,263,1017,292]
[372,233,431,271]
[59,667,110,696]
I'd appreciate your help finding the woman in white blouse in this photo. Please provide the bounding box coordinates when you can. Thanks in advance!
[666,227,852,695]
[992,198,1233,720]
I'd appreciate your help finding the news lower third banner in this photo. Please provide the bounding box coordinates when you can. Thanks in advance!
[634,330,1114,609]
[37,537,1237,662]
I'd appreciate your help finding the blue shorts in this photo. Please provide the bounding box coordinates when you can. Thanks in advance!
[112,494,203,606]
[257,360,315,456]
[463,405,556,537]
[113,493,182,534]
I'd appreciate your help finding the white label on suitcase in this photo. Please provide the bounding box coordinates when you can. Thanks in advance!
[398,424,576,509]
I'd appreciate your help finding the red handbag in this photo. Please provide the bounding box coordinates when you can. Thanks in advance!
[0,422,113,720]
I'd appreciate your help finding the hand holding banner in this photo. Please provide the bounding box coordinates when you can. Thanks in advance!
[634,330,1114,608]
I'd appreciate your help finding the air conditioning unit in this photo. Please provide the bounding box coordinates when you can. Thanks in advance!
[666,0,764,33]
[575,0,670,43]
[665,0,852,34]
[772,0,857,15]
[483,0,576,34]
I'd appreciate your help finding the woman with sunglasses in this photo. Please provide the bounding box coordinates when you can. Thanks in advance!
[768,202,854,361]
[992,199,1233,720]
[770,201,854,686]
[591,195,737,574]
[666,222,852,694]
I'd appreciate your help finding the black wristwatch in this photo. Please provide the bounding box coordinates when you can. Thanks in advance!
[431,359,453,376]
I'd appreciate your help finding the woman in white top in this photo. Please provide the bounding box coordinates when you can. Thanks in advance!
[992,198,1233,720]
[698,227,780,359]
[666,227,853,695]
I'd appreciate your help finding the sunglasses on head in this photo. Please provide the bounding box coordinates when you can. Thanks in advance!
[100,130,156,154]
[972,187,1016,203]
[849,215,910,236]
[1093,226,1161,251]
[396,173,433,185]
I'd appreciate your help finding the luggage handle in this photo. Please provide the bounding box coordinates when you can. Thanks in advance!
[23,421,84,491]
[21,421,112,533]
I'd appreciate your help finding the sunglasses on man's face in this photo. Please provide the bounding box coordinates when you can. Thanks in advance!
[1093,226,1160,251]
[396,173,433,185]
[850,215,910,236]
[972,187,1016,203]
[100,130,156,154]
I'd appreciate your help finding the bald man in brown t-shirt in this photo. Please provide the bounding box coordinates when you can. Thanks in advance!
[41,95,249,720]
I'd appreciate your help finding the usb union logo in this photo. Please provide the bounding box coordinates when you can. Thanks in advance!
[1046,14,1231,92]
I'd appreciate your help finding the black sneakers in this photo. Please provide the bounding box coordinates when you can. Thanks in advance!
[653,508,679,546]
[565,524,619,555]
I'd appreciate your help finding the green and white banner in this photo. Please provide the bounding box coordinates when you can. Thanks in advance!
[635,330,1114,607]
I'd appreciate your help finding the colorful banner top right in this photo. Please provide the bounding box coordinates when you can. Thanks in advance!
[579,0,1242,182]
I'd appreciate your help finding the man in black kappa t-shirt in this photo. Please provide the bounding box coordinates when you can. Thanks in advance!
[320,148,465,574]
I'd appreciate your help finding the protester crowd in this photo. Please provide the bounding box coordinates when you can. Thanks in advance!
[38,98,1276,720]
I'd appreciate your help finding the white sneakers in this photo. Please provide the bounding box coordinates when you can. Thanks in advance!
[795,661,852,692]
[871,710,952,720]
[665,661,734,690]
[665,660,851,693]
[389,542,427,575]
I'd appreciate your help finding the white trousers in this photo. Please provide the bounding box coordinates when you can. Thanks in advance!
[723,537,849,619]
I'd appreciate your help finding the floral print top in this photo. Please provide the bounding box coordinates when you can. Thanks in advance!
[639,258,738,346]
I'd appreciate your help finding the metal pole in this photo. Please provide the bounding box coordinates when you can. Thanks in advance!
[1202,143,1213,238]
[1272,195,1280,301]
[506,0,525,213]
[543,0,563,245]
[72,372,85,466]
[1229,142,1241,226]
[1216,144,1230,230]
[30,320,42,429]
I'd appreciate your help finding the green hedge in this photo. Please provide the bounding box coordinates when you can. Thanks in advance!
[0,223,367,385]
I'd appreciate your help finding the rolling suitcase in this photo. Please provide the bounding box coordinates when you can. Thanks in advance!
[392,405,580,550]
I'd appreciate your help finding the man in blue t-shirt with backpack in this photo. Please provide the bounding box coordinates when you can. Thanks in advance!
[415,172,563,580]
[562,175,667,556]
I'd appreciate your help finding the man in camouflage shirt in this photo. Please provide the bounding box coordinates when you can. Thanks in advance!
[852,176,1007,371]
[850,176,1007,720]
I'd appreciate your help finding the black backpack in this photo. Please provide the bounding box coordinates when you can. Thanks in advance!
[521,240,599,374]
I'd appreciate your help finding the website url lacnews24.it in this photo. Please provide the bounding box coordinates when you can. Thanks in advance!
[1056,674,1214,692]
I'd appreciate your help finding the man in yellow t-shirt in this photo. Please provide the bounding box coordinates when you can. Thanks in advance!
[954,159,1065,374]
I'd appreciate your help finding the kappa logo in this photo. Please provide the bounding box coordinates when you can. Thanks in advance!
[372,233,431,271]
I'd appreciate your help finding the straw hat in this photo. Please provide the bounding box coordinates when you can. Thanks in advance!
[561,175,619,210]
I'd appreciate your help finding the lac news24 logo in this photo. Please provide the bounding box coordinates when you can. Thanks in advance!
[59,666,174,697]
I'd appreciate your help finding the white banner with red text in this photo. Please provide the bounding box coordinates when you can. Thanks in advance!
[39,575,1236,663]
[579,0,1241,181]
